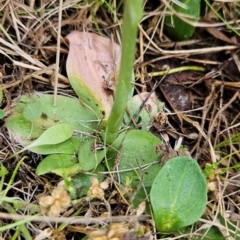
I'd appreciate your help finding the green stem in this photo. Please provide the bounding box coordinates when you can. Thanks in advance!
[136,66,205,78]
[4,203,32,240]
[1,157,26,199]
[105,0,143,144]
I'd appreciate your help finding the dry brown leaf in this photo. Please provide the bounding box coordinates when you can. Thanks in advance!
[66,31,121,118]
[206,27,238,45]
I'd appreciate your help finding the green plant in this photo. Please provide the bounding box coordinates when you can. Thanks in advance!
[150,156,207,232]
[163,0,201,40]
[5,0,207,236]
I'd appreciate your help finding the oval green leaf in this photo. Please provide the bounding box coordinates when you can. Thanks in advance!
[164,0,200,40]
[11,123,74,157]
[78,138,105,171]
[23,102,42,121]
[28,123,73,149]
[117,130,162,187]
[11,123,73,157]
[5,93,98,154]
[29,137,80,155]
[150,156,207,232]
[36,154,77,175]
[107,130,163,206]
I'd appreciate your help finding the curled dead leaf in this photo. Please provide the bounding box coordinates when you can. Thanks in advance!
[132,92,159,113]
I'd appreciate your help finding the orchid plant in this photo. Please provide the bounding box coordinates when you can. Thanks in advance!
[5,0,207,234]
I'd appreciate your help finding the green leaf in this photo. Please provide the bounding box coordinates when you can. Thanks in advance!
[5,93,98,154]
[15,123,73,155]
[23,102,42,121]
[0,163,9,177]
[150,156,207,232]
[72,164,105,198]
[201,226,225,240]
[116,130,162,187]
[36,154,77,175]
[0,109,4,119]
[53,163,82,177]
[107,130,163,205]
[29,136,81,155]
[164,0,200,40]
[78,138,106,171]
[27,123,73,149]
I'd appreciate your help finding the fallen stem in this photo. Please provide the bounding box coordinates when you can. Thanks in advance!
[136,66,205,78]
[0,212,150,227]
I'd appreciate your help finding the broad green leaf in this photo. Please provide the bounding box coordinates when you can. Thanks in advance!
[27,123,73,149]
[13,123,73,156]
[164,0,200,40]
[150,156,207,232]
[107,130,163,205]
[29,137,81,155]
[78,138,106,171]
[53,163,82,177]
[36,154,77,176]
[23,102,42,121]
[5,94,98,154]
[116,130,162,187]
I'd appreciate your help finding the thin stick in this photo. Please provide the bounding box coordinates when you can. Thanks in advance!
[53,0,63,106]
[0,212,150,225]
[138,24,238,56]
